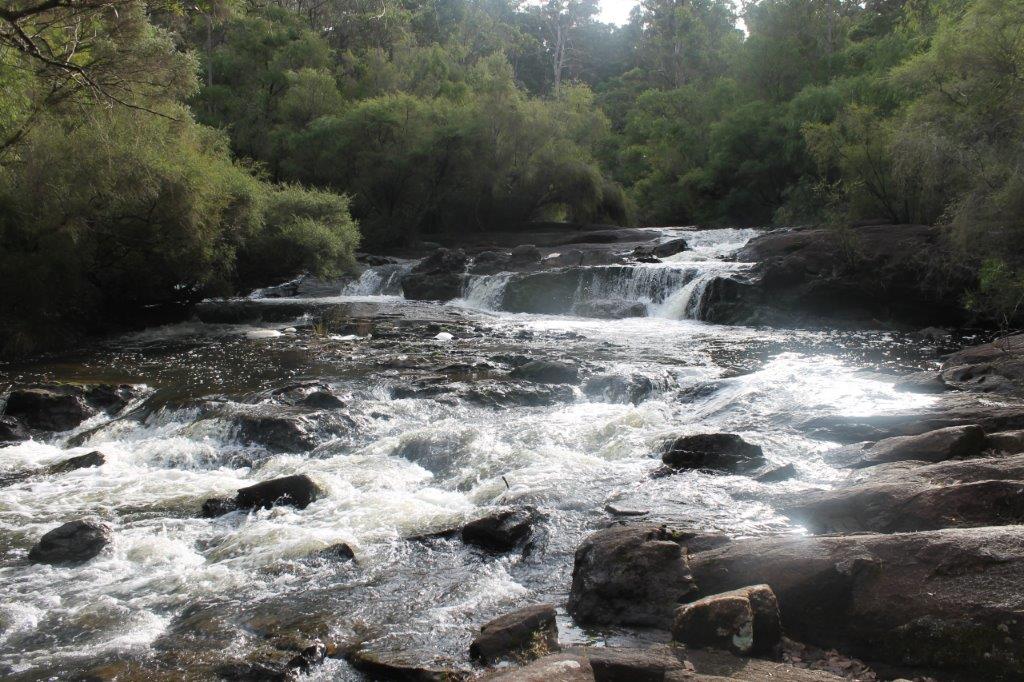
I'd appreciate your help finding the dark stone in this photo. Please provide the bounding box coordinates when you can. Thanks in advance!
[232,412,317,453]
[401,248,468,301]
[462,507,537,552]
[469,251,511,275]
[939,333,1024,396]
[661,434,765,474]
[509,360,580,385]
[823,424,986,468]
[5,386,93,431]
[584,374,656,405]
[686,526,1024,678]
[470,604,559,663]
[0,415,30,444]
[510,244,542,265]
[568,525,697,628]
[315,543,356,562]
[236,475,322,511]
[754,463,796,483]
[202,497,239,518]
[672,584,781,656]
[572,299,648,319]
[47,451,105,474]
[653,238,689,258]
[28,519,111,564]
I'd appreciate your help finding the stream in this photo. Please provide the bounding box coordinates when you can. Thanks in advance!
[0,228,949,679]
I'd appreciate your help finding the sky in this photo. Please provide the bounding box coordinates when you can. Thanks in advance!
[598,0,637,25]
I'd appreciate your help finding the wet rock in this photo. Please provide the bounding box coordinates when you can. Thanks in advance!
[462,507,537,552]
[269,382,347,410]
[584,374,657,405]
[202,497,239,518]
[823,424,985,468]
[784,454,1024,533]
[46,451,105,474]
[236,474,322,511]
[0,415,30,444]
[987,429,1024,454]
[470,604,559,663]
[672,584,781,656]
[939,333,1024,395]
[345,647,468,681]
[232,412,318,453]
[586,645,689,681]
[393,380,575,408]
[5,386,93,431]
[402,248,468,301]
[28,519,112,564]
[754,463,796,483]
[568,525,696,628]
[510,244,543,266]
[685,526,1024,678]
[661,434,765,474]
[315,542,356,562]
[893,370,948,394]
[653,237,689,258]
[470,250,512,275]
[572,299,647,319]
[605,503,650,517]
[510,360,580,385]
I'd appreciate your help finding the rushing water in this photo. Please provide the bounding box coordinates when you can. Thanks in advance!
[0,228,946,679]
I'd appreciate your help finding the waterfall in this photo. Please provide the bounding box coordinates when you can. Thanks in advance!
[342,262,413,296]
[456,273,514,310]
[573,265,695,309]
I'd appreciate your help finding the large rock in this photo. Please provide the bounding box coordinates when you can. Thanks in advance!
[401,248,468,301]
[654,238,689,258]
[231,412,317,453]
[28,519,112,564]
[462,507,537,552]
[685,526,1024,678]
[661,434,765,474]
[4,383,137,432]
[939,333,1024,395]
[46,450,105,474]
[568,525,697,628]
[0,415,30,444]
[470,604,559,663]
[712,224,972,327]
[510,360,580,385]
[822,424,986,468]
[785,453,1024,533]
[235,474,322,511]
[671,585,780,656]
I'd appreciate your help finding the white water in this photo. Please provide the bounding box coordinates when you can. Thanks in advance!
[341,261,413,296]
[0,225,943,678]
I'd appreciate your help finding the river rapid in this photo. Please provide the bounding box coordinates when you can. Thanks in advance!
[0,228,953,679]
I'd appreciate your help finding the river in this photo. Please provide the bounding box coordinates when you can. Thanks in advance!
[0,228,947,679]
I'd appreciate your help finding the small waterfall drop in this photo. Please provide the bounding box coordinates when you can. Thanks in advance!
[342,262,413,296]
[456,273,514,310]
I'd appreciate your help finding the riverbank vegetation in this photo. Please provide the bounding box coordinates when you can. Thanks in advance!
[1,0,1023,352]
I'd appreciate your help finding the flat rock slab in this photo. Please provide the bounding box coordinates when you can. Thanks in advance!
[686,525,1024,678]
[823,425,985,468]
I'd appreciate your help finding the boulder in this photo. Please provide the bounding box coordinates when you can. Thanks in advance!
[653,238,689,258]
[939,333,1024,395]
[988,429,1024,454]
[47,451,105,474]
[568,525,697,628]
[671,585,781,656]
[584,373,656,405]
[510,360,580,385]
[572,300,648,319]
[5,386,93,431]
[823,424,985,468]
[235,474,322,511]
[314,543,356,562]
[510,244,543,266]
[471,250,512,275]
[462,507,537,552]
[753,463,796,483]
[231,412,317,453]
[661,434,765,474]
[685,526,1024,678]
[784,454,1024,533]
[401,248,468,301]
[0,415,30,444]
[470,604,559,663]
[28,519,111,564]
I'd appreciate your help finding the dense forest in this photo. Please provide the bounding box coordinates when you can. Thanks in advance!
[1,0,1023,353]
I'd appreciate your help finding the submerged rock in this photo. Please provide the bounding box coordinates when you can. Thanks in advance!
[510,360,580,385]
[236,474,322,511]
[583,373,656,405]
[572,299,647,319]
[470,604,559,663]
[568,525,696,628]
[823,424,985,468]
[754,463,796,483]
[46,451,105,474]
[661,434,765,474]
[462,507,537,553]
[672,584,781,656]
[29,519,111,564]
[685,526,1024,678]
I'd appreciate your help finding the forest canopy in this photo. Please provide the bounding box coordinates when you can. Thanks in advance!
[2,0,1023,351]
